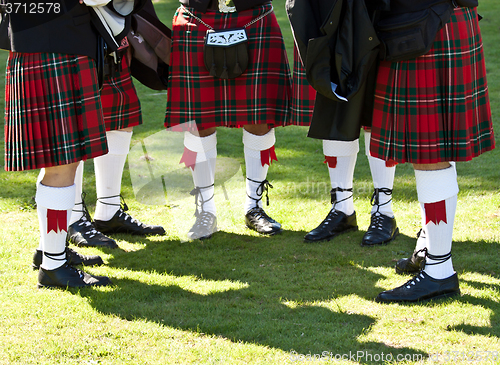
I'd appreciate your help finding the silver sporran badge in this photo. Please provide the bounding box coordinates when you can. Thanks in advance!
[205,29,247,47]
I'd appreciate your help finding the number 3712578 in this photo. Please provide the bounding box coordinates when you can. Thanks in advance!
[1,2,61,14]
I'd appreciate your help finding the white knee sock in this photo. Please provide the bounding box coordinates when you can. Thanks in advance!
[415,166,459,279]
[35,182,76,270]
[183,131,217,216]
[69,161,85,225]
[243,129,276,213]
[364,130,395,218]
[323,139,358,216]
[94,130,133,221]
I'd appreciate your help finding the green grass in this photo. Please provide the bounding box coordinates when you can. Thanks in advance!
[0,1,500,364]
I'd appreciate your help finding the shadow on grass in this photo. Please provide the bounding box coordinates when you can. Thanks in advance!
[76,230,438,363]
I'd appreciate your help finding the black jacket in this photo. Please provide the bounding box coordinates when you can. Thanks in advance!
[286,0,381,141]
[0,0,146,59]
[0,0,97,59]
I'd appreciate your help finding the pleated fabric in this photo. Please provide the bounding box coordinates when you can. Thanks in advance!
[4,52,108,171]
[370,7,495,164]
[289,45,315,127]
[165,4,292,130]
[100,55,142,131]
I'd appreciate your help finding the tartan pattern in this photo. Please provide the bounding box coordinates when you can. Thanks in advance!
[165,4,292,130]
[101,56,142,131]
[289,45,315,126]
[4,53,108,171]
[370,7,495,164]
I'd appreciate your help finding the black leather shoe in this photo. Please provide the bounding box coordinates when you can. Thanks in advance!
[187,211,217,240]
[32,247,104,270]
[245,207,282,235]
[94,209,166,236]
[304,209,357,242]
[361,212,399,246]
[68,216,118,249]
[395,251,426,275]
[37,264,112,289]
[375,271,460,303]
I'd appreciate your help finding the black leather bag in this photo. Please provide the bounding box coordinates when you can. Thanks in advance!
[203,28,249,79]
[376,1,454,62]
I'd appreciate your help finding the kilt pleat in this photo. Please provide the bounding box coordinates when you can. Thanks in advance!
[101,56,142,131]
[4,52,108,171]
[289,46,315,126]
[370,7,495,164]
[165,4,292,130]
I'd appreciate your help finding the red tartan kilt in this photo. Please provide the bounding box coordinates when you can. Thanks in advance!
[165,4,292,130]
[290,45,315,126]
[100,56,142,131]
[4,53,108,171]
[370,7,495,164]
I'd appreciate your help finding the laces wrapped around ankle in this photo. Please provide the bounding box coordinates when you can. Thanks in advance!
[370,188,392,214]
[330,187,353,207]
[73,193,99,237]
[43,250,67,262]
[247,178,273,208]
[190,184,215,217]
[421,248,452,266]
[99,194,145,226]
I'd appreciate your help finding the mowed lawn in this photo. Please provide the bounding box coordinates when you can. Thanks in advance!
[0,1,499,364]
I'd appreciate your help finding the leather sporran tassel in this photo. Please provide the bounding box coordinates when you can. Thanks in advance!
[209,48,217,77]
[220,49,229,79]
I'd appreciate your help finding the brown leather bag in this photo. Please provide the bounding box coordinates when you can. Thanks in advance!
[128,0,171,90]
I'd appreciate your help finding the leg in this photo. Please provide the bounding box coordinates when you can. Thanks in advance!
[361,129,399,246]
[304,139,358,242]
[32,164,107,267]
[376,162,460,303]
[93,127,165,236]
[66,161,118,249]
[36,163,111,289]
[180,127,218,240]
[242,124,281,235]
[395,162,457,275]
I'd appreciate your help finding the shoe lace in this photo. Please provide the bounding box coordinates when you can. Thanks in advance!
[43,249,67,263]
[73,193,100,238]
[99,194,144,227]
[368,212,385,231]
[190,184,215,217]
[247,178,273,208]
[194,211,214,228]
[319,208,341,227]
[404,272,426,289]
[405,248,451,278]
[370,188,392,212]
[250,207,272,221]
[330,187,353,209]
